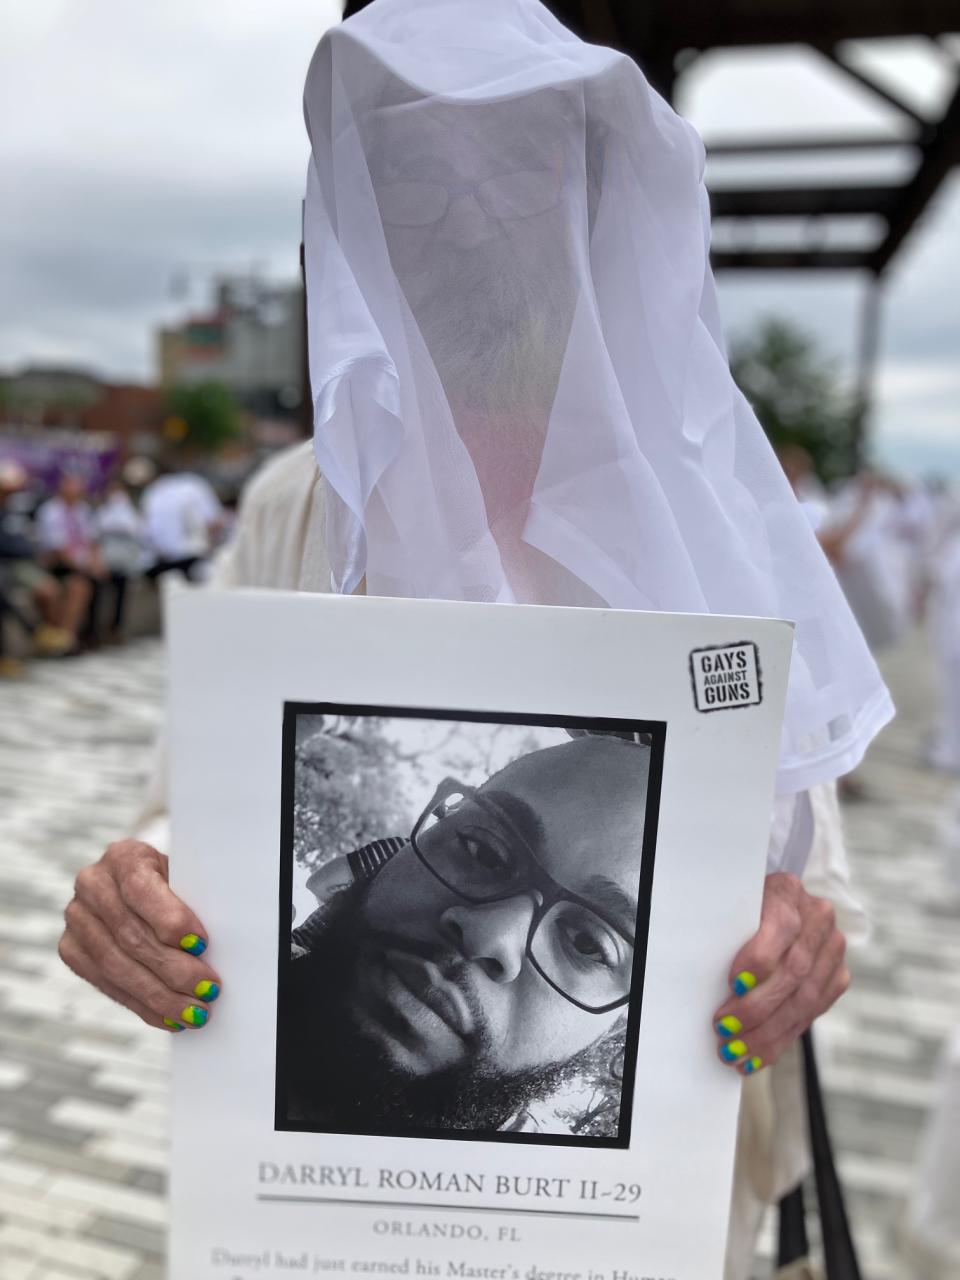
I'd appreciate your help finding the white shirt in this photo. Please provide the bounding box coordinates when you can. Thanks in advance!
[35,496,97,563]
[141,473,222,561]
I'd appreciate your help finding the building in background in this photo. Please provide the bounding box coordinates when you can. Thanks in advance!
[0,273,309,500]
[157,276,305,422]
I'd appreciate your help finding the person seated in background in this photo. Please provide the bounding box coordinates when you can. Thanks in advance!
[95,476,148,644]
[0,461,78,670]
[141,461,225,583]
[35,472,106,649]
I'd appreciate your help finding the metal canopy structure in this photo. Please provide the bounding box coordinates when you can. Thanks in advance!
[343,0,960,279]
[341,1,960,453]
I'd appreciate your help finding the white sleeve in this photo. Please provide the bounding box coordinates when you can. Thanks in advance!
[802,782,870,944]
[765,790,814,877]
[765,783,870,941]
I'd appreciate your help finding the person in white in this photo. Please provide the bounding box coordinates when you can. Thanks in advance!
[926,496,960,772]
[822,471,914,653]
[95,479,148,641]
[141,468,224,581]
[58,2,893,1273]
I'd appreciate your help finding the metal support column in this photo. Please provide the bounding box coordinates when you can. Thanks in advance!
[853,275,884,471]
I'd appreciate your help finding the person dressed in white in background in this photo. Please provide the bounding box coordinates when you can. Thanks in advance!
[95,478,148,642]
[58,3,894,1275]
[821,471,914,654]
[926,496,960,773]
[141,466,224,582]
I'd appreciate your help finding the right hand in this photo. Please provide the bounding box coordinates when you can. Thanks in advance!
[59,840,221,1032]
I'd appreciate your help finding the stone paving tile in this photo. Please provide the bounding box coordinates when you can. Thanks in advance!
[85,1216,165,1263]
[0,642,168,1280]
[750,630,960,1279]
[2,632,959,1279]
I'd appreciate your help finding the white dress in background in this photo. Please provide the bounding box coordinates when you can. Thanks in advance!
[96,490,148,576]
[929,529,960,773]
[827,481,913,654]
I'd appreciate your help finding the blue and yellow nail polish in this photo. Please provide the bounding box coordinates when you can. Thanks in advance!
[181,1005,208,1028]
[720,1038,748,1063]
[741,1056,763,1075]
[163,1017,184,1032]
[716,1015,743,1037]
[193,979,219,1002]
[732,971,757,996]
[179,933,207,956]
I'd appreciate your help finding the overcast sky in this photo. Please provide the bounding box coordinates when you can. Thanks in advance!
[2,3,959,474]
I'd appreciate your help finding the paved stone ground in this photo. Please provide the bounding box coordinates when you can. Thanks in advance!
[0,631,958,1279]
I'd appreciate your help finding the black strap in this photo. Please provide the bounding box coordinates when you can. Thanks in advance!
[777,1029,863,1279]
[802,1028,862,1280]
[777,1183,809,1268]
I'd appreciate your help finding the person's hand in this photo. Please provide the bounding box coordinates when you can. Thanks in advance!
[59,841,221,1032]
[712,872,849,1074]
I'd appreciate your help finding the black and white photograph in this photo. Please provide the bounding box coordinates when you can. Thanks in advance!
[274,705,663,1148]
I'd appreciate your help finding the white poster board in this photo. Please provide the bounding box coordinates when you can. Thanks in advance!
[167,590,793,1280]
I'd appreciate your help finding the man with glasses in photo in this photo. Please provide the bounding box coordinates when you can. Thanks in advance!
[278,732,649,1139]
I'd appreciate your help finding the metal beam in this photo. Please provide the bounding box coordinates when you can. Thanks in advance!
[705,133,918,156]
[603,0,960,53]
[347,1,960,55]
[711,248,874,271]
[852,276,885,464]
[709,185,901,218]
[816,46,932,128]
[871,76,960,274]
[577,0,621,45]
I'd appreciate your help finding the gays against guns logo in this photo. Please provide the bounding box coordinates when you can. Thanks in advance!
[689,643,762,713]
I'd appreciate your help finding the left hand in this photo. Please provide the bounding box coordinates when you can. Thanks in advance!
[712,872,849,1075]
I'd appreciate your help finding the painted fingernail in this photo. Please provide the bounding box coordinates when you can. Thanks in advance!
[715,1015,743,1037]
[741,1056,763,1075]
[179,933,207,956]
[181,1005,208,1027]
[162,1018,184,1032]
[732,971,757,996]
[721,1038,748,1062]
[193,980,220,1002]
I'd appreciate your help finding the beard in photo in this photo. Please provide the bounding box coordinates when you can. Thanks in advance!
[279,882,619,1136]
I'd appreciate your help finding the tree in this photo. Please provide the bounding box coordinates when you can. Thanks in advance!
[293,716,409,867]
[730,317,857,483]
[165,381,241,453]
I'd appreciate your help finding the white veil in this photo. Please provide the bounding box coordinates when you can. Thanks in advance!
[302,0,893,792]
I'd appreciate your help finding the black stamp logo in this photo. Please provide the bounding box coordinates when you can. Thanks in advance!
[689,642,762,713]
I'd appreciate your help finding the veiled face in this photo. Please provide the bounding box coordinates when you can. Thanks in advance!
[361,91,583,540]
[364,94,579,413]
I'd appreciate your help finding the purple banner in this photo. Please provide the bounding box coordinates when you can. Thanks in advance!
[0,431,121,497]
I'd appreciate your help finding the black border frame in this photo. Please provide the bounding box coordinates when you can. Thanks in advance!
[275,702,666,1150]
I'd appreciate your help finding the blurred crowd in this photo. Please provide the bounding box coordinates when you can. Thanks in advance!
[0,455,233,678]
[5,443,960,775]
[779,447,960,780]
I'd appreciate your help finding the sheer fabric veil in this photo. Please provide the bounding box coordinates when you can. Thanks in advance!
[302,0,893,792]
